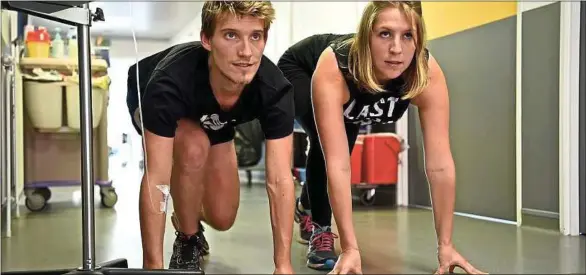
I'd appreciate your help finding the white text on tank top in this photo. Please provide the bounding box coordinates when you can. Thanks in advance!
[343,96,398,125]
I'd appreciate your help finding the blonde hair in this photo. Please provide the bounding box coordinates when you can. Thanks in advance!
[344,1,429,99]
[201,1,276,38]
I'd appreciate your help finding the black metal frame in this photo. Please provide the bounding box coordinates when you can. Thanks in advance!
[0,2,203,274]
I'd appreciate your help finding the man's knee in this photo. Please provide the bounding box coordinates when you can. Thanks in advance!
[204,210,237,231]
[201,143,240,231]
[174,119,210,172]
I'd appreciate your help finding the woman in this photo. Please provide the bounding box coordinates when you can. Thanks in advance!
[277,2,486,274]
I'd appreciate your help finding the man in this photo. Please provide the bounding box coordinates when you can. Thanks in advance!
[126,1,296,272]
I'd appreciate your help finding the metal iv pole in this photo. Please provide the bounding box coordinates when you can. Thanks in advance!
[0,2,203,274]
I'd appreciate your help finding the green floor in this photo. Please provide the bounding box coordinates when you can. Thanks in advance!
[2,167,585,274]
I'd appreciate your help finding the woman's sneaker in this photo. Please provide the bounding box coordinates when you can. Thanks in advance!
[294,198,313,244]
[306,225,338,270]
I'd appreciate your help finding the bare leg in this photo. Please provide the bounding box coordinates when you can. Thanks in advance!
[171,139,240,231]
[170,119,211,235]
[201,140,241,231]
[166,134,239,270]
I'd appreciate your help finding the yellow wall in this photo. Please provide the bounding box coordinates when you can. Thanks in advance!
[422,1,517,40]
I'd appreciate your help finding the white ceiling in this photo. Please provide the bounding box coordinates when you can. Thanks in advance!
[28,1,204,40]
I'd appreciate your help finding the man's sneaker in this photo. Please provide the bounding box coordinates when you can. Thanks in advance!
[195,223,210,256]
[306,225,338,270]
[294,198,313,244]
[171,213,210,256]
[168,232,204,271]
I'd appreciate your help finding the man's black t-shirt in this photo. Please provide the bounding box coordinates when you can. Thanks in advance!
[127,42,295,145]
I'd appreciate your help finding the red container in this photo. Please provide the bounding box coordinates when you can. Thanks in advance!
[361,133,402,185]
[350,137,364,185]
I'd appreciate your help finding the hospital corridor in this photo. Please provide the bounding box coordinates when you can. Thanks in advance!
[1,1,585,274]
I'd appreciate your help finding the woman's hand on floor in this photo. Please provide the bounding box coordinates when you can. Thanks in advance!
[329,248,362,274]
[435,244,487,274]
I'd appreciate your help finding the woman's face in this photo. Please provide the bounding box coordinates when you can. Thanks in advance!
[369,7,417,83]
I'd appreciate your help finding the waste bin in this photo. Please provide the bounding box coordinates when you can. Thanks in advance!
[351,138,364,185]
[23,81,63,130]
[361,133,402,185]
[65,85,106,130]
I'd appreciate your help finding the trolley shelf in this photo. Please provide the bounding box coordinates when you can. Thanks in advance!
[20,57,108,73]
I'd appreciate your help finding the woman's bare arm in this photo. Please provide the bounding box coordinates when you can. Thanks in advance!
[412,54,456,247]
[311,47,358,251]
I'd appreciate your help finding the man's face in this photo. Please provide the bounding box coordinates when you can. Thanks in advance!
[202,13,266,86]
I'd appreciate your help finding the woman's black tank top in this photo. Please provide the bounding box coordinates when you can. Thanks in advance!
[282,33,428,126]
[330,37,428,126]
[279,33,352,74]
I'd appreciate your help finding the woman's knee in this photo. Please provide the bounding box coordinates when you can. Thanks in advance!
[174,119,210,172]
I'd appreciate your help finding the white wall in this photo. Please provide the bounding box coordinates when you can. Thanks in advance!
[170,2,368,63]
[263,2,293,62]
[265,2,367,62]
[170,13,202,45]
[520,1,559,12]
[289,2,364,43]
[266,2,366,62]
[558,1,581,236]
[108,38,170,60]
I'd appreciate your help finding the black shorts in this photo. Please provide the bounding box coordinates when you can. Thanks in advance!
[126,75,142,135]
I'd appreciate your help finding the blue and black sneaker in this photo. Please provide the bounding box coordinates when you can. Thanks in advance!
[306,224,338,270]
[294,198,313,244]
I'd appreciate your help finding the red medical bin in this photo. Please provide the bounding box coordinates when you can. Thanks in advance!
[350,138,364,185]
[361,133,402,185]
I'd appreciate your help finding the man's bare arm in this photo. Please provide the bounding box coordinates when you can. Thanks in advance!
[139,130,174,269]
[264,134,295,271]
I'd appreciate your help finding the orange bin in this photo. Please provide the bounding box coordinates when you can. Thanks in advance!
[350,137,364,185]
[361,133,402,185]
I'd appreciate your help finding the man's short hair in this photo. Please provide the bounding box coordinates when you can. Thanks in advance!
[201,1,276,38]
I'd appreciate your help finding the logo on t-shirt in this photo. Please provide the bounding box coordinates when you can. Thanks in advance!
[343,96,399,125]
[200,114,227,131]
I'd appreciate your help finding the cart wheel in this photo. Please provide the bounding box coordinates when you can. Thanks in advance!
[38,187,51,201]
[25,192,47,212]
[101,189,118,208]
[359,190,376,206]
